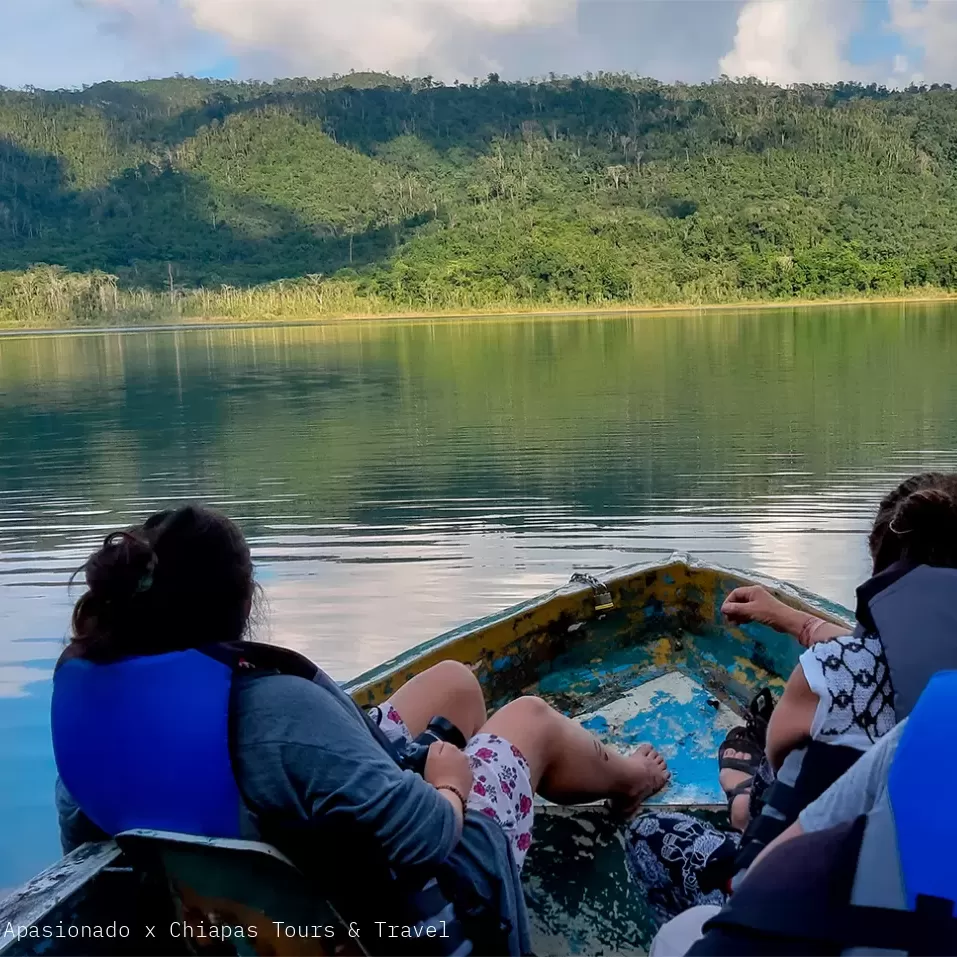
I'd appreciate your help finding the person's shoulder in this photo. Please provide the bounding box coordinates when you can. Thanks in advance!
[874,714,907,753]
[234,673,346,744]
[237,671,326,706]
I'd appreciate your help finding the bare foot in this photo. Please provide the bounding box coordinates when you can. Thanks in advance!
[613,743,670,817]
[719,748,753,831]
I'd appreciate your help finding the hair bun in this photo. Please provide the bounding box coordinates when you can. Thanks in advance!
[892,488,957,537]
[84,531,157,601]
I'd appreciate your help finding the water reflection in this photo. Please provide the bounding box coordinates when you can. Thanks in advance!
[1,303,956,889]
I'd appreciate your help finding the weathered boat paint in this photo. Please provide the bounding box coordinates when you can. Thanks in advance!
[345,552,849,712]
[575,672,742,807]
[0,843,121,953]
[0,553,853,957]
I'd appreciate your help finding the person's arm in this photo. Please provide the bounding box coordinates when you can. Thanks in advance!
[286,737,464,871]
[423,740,471,839]
[722,586,850,647]
[764,663,819,771]
[237,676,468,872]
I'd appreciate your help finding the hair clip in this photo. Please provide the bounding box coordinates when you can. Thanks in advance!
[888,518,911,536]
[135,555,158,593]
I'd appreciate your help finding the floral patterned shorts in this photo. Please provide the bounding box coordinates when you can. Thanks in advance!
[371,700,535,868]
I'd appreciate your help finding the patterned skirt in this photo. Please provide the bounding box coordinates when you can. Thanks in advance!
[623,812,740,925]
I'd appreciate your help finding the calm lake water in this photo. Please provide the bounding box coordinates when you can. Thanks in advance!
[1,302,956,891]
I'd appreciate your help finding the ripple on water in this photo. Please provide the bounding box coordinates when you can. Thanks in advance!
[2,305,957,888]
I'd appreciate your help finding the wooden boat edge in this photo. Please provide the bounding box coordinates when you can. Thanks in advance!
[344,550,854,704]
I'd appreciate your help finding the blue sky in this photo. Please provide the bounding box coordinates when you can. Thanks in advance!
[1,0,954,91]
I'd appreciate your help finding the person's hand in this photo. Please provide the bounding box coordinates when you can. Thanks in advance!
[424,741,473,798]
[721,585,804,635]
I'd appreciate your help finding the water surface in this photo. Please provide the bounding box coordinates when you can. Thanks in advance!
[1,302,956,890]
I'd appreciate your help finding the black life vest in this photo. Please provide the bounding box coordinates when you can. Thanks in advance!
[736,563,957,872]
[51,640,508,956]
[693,670,957,956]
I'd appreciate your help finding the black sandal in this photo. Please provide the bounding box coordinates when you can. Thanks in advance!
[746,687,774,750]
[717,688,775,814]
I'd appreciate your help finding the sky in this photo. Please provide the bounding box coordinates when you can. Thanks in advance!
[2,0,957,91]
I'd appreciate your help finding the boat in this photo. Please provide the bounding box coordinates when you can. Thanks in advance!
[0,553,853,956]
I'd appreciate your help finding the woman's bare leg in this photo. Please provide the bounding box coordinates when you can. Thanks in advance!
[480,696,669,811]
[384,660,488,739]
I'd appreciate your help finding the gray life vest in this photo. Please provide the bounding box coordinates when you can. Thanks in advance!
[736,563,957,872]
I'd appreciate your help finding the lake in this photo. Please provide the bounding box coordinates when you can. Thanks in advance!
[1,301,956,891]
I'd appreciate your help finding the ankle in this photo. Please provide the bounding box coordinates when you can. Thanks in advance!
[730,792,751,831]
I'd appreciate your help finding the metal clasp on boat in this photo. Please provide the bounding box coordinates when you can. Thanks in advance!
[569,572,615,612]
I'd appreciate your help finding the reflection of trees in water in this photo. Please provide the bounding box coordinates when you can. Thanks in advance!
[1,306,956,541]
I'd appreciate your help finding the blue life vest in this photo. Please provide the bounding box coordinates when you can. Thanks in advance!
[694,670,957,955]
[52,648,244,839]
[51,641,401,838]
[888,670,957,916]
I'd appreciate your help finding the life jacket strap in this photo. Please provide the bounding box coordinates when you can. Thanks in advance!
[736,741,861,871]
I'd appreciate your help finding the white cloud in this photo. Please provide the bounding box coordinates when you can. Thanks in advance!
[719,0,862,85]
[79,0,733,85]
[171,0,577,80]
[888,0,957,84]
[3,0,957,92]
[0,0,749,90]
[892,53,910,77]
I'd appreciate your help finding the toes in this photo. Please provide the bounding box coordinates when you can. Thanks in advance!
[631,744,670,789]
[638,745,668,770]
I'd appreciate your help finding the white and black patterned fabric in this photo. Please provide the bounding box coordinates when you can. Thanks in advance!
[624,813,740,925]
[802,632,896,750]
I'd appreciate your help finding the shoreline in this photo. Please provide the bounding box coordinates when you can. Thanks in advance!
[1,289,955,337]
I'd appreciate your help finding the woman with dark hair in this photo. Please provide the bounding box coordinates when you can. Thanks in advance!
[625,473,957,930]
[53,505,669,956]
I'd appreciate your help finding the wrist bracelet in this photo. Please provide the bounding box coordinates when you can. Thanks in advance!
[435,784,468,810]
[799,616,826,647]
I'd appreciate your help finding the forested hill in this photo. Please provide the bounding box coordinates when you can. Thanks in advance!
[3,73,957,321]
